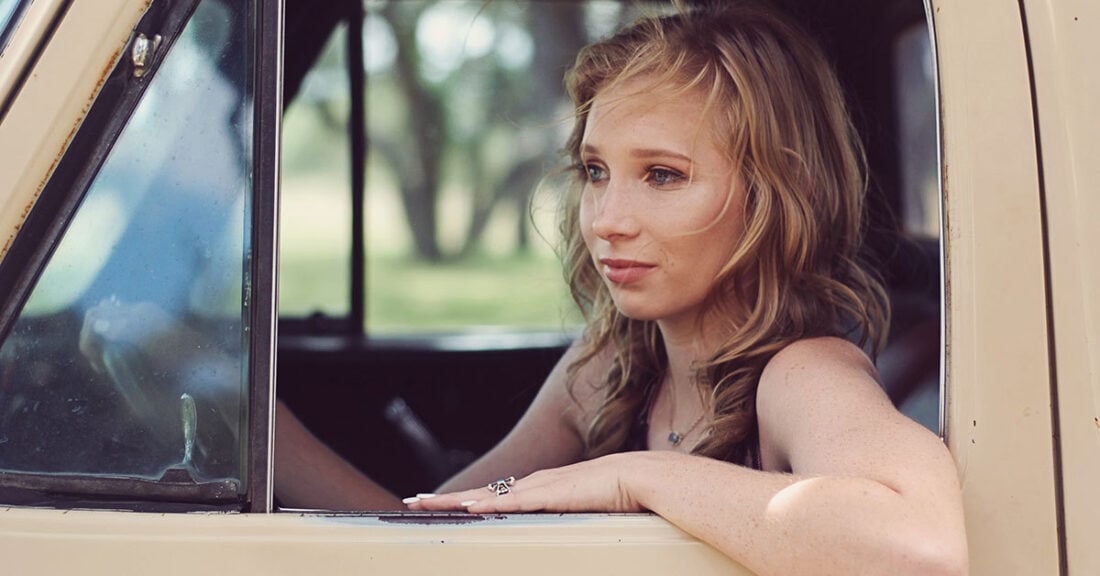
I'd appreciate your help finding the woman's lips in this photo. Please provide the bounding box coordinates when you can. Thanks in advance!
[599,258,656,284]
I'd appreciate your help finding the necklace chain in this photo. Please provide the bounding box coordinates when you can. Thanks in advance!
[665,377,707,447]
[667,413,706,446]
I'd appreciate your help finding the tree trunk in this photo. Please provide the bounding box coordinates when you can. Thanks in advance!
[382,3,444,261]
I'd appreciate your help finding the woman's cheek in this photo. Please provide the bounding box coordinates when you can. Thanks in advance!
[578,191,597,245]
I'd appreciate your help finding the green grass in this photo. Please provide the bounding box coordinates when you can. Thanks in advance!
[278,250,581,334]
[367,252,580,332]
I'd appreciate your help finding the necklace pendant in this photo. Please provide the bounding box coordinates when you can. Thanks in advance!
[668,431,683,446]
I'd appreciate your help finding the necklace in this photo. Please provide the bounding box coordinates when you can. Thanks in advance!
[663,377,708,447]
[668,413,706,446]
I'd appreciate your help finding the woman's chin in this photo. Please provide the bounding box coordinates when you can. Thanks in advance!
[610,299,661,322]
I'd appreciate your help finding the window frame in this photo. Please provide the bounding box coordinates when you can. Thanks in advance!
[0,0,282,512]
[932,0,1062,572]
[0,0,63,119]
[0,0,202,339]
[0,0,31,54]
[275,0,949,499]
[248,0,281,513]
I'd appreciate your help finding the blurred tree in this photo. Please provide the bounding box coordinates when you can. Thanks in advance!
[369,1,587,261]
[374,1,445,260]
[285,0,657,263]
[460,3,586,256]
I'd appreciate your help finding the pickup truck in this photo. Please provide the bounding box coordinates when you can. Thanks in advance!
[0,0,1095,574]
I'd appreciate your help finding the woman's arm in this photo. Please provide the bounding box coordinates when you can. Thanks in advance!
[416,339,597,495]
[412,338,967,576]
[628,338,967,575]
[276,339,598,508]
[274,399,404,510]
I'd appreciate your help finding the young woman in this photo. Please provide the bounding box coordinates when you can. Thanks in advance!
[276,3,967,574]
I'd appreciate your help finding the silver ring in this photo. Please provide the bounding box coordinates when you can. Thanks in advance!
[487,476,515,496]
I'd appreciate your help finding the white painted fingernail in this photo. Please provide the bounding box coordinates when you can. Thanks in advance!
[460,500,477,507]
[416,493,437,499]
[401,496,420,505]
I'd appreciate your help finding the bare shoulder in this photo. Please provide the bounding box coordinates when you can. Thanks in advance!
[761,336,877,385]
[756,336,939,476]
[757,336,886,418]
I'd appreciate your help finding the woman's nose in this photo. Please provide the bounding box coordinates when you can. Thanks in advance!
[590,179,640,241]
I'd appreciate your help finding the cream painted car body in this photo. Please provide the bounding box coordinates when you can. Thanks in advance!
[0,0,1097,574]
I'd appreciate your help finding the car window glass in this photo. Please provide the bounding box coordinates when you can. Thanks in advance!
[280,0,669,335]
[895,22,939,238]
[0,0,251,486]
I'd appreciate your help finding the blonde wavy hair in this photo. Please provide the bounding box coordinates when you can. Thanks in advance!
[561,1,890,464]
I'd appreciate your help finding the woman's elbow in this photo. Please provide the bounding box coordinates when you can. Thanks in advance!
[897,533,968,576]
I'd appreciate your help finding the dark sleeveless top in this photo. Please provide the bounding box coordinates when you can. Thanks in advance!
[625,381,762,470]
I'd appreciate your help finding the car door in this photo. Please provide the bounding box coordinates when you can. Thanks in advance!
[932,0,1078,573]
[1019,0,1100,573]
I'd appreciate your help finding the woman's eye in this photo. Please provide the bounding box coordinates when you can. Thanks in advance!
[583,163,607,183]
[646,167,687,187]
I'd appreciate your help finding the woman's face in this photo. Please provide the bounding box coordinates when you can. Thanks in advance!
[579,78,746,327]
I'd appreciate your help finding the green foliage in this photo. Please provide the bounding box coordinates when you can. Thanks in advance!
[367,252,580,332]
[278,250,581,333]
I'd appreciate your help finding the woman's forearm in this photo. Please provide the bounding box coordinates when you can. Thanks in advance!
[274,400,403,510]
[625,451,966,576]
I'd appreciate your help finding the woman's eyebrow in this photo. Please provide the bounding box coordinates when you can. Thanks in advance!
[581,143,691,163]
[630,148,691,163]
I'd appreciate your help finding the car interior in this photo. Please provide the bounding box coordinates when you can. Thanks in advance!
[275,0,942,500]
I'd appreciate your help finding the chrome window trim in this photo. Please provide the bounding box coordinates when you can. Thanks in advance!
[921,0,947,442]
[247,0,282,514]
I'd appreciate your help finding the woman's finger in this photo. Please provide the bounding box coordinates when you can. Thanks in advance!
[403,478,520,511]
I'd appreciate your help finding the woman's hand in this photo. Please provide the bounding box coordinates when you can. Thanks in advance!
[404,452,646,514]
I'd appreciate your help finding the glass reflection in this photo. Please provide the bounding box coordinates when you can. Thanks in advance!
[0,0,252,485]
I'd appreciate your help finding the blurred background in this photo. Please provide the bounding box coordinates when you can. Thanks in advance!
[280,1,671,334]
